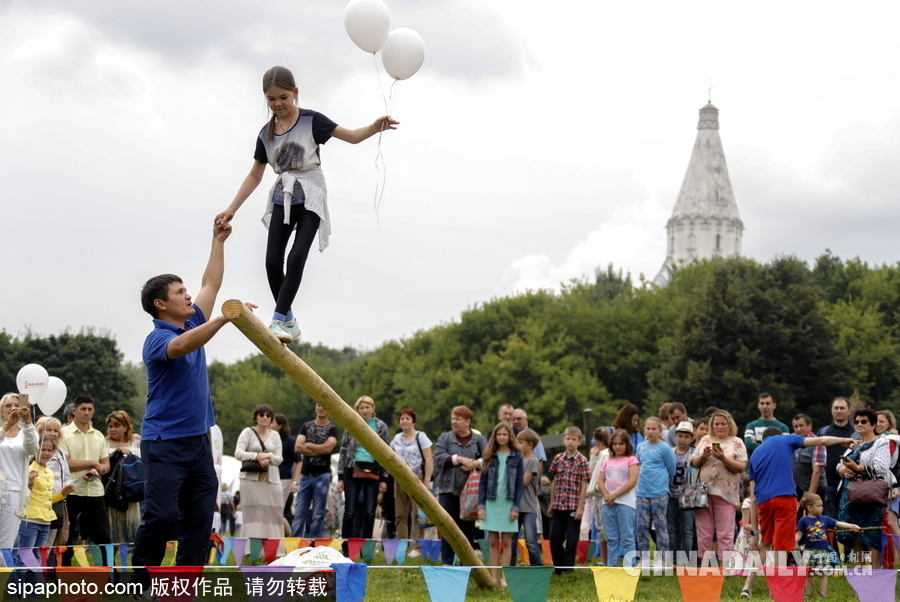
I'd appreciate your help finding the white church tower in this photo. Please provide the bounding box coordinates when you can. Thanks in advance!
[653,102,743,286]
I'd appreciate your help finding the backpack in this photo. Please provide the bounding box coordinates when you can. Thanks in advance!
[104,449,145,510]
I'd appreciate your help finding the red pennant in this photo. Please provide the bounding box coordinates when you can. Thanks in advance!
[262,539,281,563]
[676,568,726,602]
[575,540,589,565]
[346,538,364,560]
[54,545,67,567]
[38,546,50,566]
[300,538,313,549]
[764,566,808,602]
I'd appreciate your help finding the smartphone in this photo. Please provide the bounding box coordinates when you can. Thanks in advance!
[712,442,721,448]
[84,473,100,481]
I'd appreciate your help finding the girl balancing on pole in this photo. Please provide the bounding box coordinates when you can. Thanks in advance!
[217,66,398,342]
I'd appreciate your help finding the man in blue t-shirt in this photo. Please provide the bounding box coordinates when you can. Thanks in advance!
[748,427,854,566]
[132,219,250,573]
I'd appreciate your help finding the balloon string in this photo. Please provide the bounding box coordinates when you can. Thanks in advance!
[371,54,399,223]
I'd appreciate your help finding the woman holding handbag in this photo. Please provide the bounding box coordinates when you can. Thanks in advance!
[836,407,891,567]
[235,404,283,539]
[336,396,389,539]
[432,406,487,566]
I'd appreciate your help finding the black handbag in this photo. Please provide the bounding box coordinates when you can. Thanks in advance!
[241,429,269,472]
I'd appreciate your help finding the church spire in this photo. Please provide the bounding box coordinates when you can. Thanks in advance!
[654,102,744,286]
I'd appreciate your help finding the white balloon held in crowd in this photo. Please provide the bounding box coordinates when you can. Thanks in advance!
[38,376,67,416]
[16,363,49,402]
[344,0,391,53]
[380,28,426,81]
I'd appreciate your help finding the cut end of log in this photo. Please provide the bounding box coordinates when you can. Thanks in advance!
[222,299,246,320]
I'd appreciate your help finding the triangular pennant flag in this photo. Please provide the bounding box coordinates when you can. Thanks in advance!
[56,567,111,602]
[333,562,368,602]
[477,538,491,560]
[504,566,553,602]
[676,567,725,602]
[590,567,639,602]
[846,567,898,602]
[90,544,102,566]
[231,538,248,567]
[421,566,471,602]
[299,538,313,549]
[416,540,440,563]
[328,539,344,552]
[55,545,66,567]
[396,540,409,564]
[382,539,399,565]
[72,546,90,567]
[517,539,529,566]
[18,547,40,568]
[208,547,217,565]
[38,546,49,567]
[540,539,553,566]
[764,566,808,602]
[315,538,332,548]
[346,538,364,561]
[576,540,589,565]
[104,544,115,566]
[166,540,178,566]
[217,538,233,565]
[0,549,12,567]
[119,543,129,567]
[249,538,264,564]
[282,538,301,554]
[262,539,281,563]
[361,540,377,564]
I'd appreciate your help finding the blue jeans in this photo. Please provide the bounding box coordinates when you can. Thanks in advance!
[291,472,330,538]
[603,503,636,567]
[341,472,380,539]
[666,496,694,554]
[15,520,50,566]
[636,495,669,552]
[519,512,543,566]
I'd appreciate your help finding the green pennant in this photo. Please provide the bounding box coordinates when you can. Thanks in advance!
[249,538,263,564]
[477,538,491,560]
[361,539,378,564]
[504,566,553,602]
[90,544,102,567]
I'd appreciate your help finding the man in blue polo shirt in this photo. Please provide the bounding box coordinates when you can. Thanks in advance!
[748,427,854,566]
[132,219,251,571]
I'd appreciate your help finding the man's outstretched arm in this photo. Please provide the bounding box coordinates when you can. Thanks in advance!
[193,219,232,320]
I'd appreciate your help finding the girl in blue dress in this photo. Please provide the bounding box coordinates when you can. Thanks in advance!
[478,422,524,586]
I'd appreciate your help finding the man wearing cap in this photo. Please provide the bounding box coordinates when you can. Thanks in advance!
[667,421,696,554]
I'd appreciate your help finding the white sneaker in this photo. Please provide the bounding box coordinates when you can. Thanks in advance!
[283,319,301,341]
[268,320,292,344]
[408,550,421,558]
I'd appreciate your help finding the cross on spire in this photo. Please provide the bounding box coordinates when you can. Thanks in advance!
[707,80,713,103]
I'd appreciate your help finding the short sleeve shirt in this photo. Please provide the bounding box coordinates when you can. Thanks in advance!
[520,456,540,514]
[60,423,110,497]
[142,306,215,440]
[798,515,838,550]
[549,452,590,511]
[600,456,640,509]
[298,421,340,476]
[390,431,433,475]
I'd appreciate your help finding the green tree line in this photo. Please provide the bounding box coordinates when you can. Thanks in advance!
[3,252,900,453]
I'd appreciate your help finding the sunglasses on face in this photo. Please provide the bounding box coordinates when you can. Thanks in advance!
[854,420,870,425]
[3,404,15,409]
[257,413,273,418]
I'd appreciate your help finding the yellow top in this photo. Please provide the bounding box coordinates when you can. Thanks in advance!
[60,423,109,497]
[23,462,64,523]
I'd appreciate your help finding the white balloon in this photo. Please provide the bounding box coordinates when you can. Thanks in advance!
[344,0,391,53]
[38,376,67,416]
[380,28,426,81]
[16,363,49,403]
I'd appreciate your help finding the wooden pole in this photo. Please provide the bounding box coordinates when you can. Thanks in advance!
[221,300,492,586]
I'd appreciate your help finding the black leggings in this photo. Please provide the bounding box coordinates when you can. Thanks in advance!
[266,204,320,315]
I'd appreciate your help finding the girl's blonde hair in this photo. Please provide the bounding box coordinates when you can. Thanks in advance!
[482,422,520,466]
[644,416,663,430]
[799,491,822,512]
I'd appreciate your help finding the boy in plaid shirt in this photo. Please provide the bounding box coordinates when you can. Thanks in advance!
[549,426,591,573]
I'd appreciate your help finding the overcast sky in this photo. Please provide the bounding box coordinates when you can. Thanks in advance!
[2,1,899,367]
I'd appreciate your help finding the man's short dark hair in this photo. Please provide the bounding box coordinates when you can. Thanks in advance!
[704,406,719,417]
[793,414,812,426]
[668,402,687,416]
[73,395,95,408]
[759,392,776,403]
[762,426,783,440]
[141,274,183,318]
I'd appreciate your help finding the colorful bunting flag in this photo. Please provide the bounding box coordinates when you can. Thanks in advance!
[517,539,529,566]
[846,567,898,602]
[38,546,49,567]
[676,567,725,602]
[18,547,40,568]
[540,540,553,566]
[231,538,248,566]
[90,544,102,566]
[477,538,491,560]
[764,566,808,602]
[56,567,111,602]
[72,546,90,567]
[249,538,263,564]
[55,545,66,567]
[105,544,115,567]
[576,540,589,565]
[166,541,178,566]
[299,538,313,549]
[0,549,12,567]
[590,566,639,602]
[346,539,364,561]
[416,540,441,563]
[361,540,377,564]
[395,540,409,564]
[217,538,233,565]
[262,539,281,563]
[382,540,399,565]
[282,537,301,554]
[328,539,344,552]
[334,563,367,602]
[421,566,471,602]
[504,566,553,602]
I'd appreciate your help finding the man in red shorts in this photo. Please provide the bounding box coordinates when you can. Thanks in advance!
[748,427,854,566]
